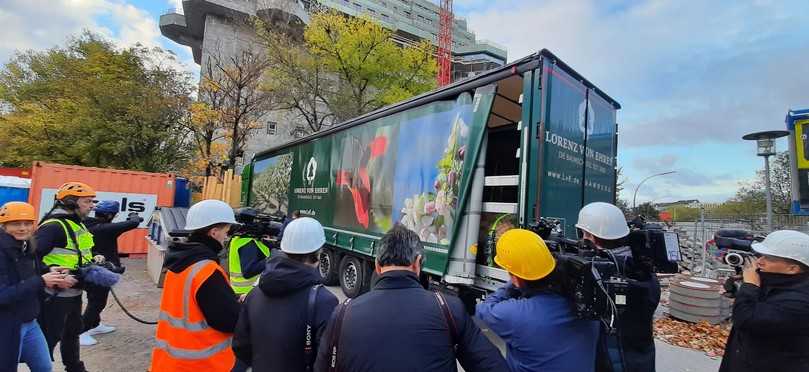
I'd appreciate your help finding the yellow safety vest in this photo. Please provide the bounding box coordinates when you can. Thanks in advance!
[41,218,94,270]
[228,236,270,294]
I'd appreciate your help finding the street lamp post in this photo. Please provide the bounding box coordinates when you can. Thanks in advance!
[632,171,677,211]
[743,130,789,232]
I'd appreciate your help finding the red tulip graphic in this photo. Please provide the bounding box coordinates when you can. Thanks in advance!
[336,136,388,228]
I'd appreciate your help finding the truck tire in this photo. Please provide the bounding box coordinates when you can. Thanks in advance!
[318,247,339,286]
[339,256,367,298]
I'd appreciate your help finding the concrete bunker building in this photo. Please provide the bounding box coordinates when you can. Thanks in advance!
[160,0,507,164]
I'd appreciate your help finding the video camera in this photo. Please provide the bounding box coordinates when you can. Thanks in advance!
[713,229,762,268]
[233,208,285,246]
[528,216,681,330]
[622,216,682,274]
[724,251,756,267]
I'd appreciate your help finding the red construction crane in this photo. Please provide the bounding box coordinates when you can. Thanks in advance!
[436,0,453,86]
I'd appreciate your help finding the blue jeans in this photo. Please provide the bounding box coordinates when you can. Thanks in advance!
[19,320,52,372]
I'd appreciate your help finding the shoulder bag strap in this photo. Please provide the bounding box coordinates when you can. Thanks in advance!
[434,291,459,351]
[327,298,351,372]
[304,284,322,372]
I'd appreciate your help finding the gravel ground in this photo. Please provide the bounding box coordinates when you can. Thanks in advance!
[21,258,721,372]
[21,258,160,372]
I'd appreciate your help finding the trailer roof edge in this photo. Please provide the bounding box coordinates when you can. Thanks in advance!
[254,49,620,160]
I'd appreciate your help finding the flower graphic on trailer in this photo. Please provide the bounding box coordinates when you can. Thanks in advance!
[335,135,389,229]
[394,94,474,245]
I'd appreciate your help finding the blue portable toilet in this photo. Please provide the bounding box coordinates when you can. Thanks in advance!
[174,177,191,208]
[0,176,31,206]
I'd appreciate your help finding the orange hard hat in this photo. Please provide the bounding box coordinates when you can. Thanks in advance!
[56,182,96,200]
[0,202,37,223]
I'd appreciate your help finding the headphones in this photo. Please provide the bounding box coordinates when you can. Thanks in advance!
[56,196,80,210]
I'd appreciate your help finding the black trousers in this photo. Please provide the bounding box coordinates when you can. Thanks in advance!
[82,285,110,331]
[39,295,86,372]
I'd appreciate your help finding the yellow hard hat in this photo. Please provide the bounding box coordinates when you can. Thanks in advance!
[494,228,556,280]
[0,202,37,223]
[56,182,96,200]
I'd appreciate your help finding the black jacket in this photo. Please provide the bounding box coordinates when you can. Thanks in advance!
[314,270,508,372]
[719,272,809,372]
[597,248,661,372]
[0,231,45,370]
[84,216,139,266]
[163,235,241,333]
[235,238,269,279]
[233,253,338,371]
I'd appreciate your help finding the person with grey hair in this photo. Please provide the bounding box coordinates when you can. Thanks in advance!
[314,224,508,372]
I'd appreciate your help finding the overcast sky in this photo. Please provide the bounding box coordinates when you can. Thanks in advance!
[2,0,807,204]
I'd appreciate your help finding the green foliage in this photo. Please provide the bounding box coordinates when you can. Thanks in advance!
[257,11,437,133]
[667,205,700,221]
[0,32,194,172]
[634,202,659,220]
[729,152,790,214]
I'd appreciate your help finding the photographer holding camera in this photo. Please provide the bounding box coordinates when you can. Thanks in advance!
[79,200,142,346]
[476,228,600,372]
[719,230,809,372]
[576,202,661,372]
[35,182,98,372]
[228,208,272,296]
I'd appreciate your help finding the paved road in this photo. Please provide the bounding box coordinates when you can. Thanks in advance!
[326,286,722,372]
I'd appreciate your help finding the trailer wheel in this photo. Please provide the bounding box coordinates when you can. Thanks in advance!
[339,256,367,298]
[318,247,339,286]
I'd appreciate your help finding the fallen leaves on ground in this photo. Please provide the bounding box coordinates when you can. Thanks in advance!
[654,316,731,358]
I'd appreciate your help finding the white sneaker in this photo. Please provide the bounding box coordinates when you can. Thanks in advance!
[79,332,98,346]
[87,323,116,336]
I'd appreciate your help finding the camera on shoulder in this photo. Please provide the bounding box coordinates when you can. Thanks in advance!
[528,217,681,331]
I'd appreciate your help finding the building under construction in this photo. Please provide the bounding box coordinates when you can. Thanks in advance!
[160,0,507,163]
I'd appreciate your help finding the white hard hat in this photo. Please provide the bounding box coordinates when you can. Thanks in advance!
[752,230,809,267]
[184,199,237,231]
[575,202,630,240]
[281,217,325,254]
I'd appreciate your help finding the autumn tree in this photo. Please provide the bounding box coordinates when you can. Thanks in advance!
[256,23,335,134]
[0,32,194,172]
[201,45,274,170]
[635,202,659,220]
[731,151,791,214]
[257,11,437,134]
[615,166,631,216]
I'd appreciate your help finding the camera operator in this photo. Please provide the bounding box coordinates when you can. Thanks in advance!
[228,208,271,296]
[719,230,809,372]
[79,200,142,346]
[476,228,600,372]
[576,202,661,372]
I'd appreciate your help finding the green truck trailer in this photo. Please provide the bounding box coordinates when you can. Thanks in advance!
[243,49,621,301]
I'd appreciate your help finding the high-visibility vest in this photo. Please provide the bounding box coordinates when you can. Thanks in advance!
[228,236,270,294]
[41,218,94,270]
[150,259,235,372]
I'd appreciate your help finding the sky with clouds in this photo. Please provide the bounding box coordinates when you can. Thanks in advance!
[455,0,809,204]
[1,0,807,205]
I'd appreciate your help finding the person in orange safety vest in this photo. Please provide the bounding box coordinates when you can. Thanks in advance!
[150,199,241,372]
